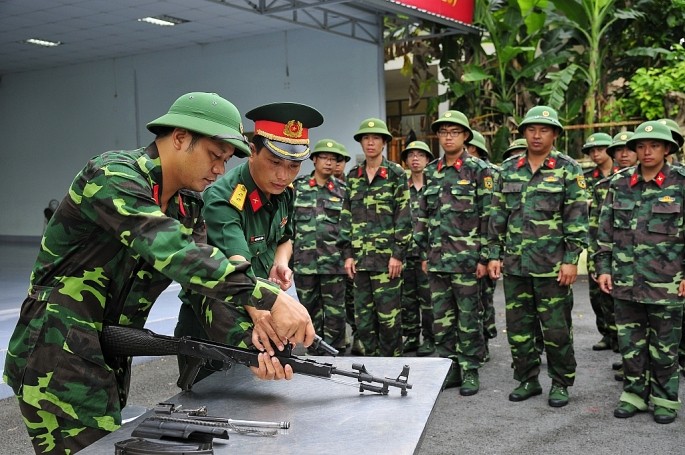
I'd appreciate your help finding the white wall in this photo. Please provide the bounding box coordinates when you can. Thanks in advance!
[0,28,383,237]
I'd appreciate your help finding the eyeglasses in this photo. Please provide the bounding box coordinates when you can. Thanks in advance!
[437,130,464,138]
[315,154,344,163]
[407,150,428,158]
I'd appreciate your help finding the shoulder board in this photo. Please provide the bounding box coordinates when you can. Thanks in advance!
[387,161,407,176]
[229,183,248,211]
[674,164,685,178]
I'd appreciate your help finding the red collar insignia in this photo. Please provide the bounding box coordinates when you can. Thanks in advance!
[630,173,639,187]
[309,178,317,187]
[546,157,556,169]
[249,189,263,212]
[327,180,335,191]
[655,171,666,187]
[516,156,526,169]
[357,167,363,178]
[378,167,388,179]
[177,194,186,216]
[152,184,160,206]
[613,166,620,174]
[438,160,444,172]
[454,159,463,171]
[593,168,600,178]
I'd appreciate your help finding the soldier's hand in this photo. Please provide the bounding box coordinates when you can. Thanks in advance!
[269,263,293,290]
[678,280,685,297]
[250,352,294,381]
[476,263,487,279]
[344,258,356,279]
[388,257,403,279]
[421,260,428,274]
[270,291,315,348]
[246,306,283,355]
[598,274,612,294]
[557,263,577,286]
[487,260,501,280]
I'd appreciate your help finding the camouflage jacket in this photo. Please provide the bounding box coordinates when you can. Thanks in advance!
[583,164,620,193]
[292,173,347,275]
[3,145,278,431]
[488,150,589,277]
[338,157,412,271]
[406,175,425,259]
[414,153,494,273]
[595,163,685,305]
[587,167,628,273]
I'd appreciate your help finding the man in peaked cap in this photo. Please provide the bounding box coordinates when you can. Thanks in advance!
[414,111,493,396]
[581,132,620,352]
[175,102,323,383]
[400,140,436,357]
[488,105,589,408]
[4,92,315,453]
[596,120,684,424]
[338,117,412,358]
[291,139,348,354]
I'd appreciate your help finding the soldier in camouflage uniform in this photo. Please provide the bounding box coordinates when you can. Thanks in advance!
[488,106,588,408]
[502,138,527,161]
[292,139,348,352]
[596,121,684,424]
[3,92,314,454]
[414,111,493,396]
[466,131,499,359]
[582,132,620,352]
[400,140,435,356]
[338,118,412,357]
[176,103,323,382]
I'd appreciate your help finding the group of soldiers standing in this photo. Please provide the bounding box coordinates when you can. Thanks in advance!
[289,105,685,425]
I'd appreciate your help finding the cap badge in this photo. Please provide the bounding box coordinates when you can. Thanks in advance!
[590,137,596,142]
[284,120,303,138]
[444,112,452,118]
[542,110,550,117]
[326,141,334,147]
[645,125,653,132]
[368,121,375,127]
[239,122,244,135]
[620,134,627,140]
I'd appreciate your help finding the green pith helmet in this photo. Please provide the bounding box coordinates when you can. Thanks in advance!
[335,141,351,162]
[311,138,347,160]
[606,131,634,157]
[517,105,563,134]
[353,118,392,142]
[400,140,434,162]
[503,138,528,161]
[657,118,684,148]
[147,92,251,157]
[467,131,489,158]
[431,110,474,142]
[627,121,679,154]
[581,132,613,154]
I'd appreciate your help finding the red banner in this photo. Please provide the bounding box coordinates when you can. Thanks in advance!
[390,0,475,24]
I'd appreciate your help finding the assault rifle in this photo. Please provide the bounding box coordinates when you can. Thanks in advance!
[101,325,412,396]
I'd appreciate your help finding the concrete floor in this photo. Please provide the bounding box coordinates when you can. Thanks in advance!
[1,240,684,454]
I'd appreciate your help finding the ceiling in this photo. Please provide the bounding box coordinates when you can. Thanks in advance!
[0,0,477,76]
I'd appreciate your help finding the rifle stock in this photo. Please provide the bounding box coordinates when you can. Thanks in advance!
[100,325,412,395]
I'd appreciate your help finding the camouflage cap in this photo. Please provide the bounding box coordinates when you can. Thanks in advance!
[657,118,684,148]
[606,131,634,158]
[627,121,679,154]
[431,110,474,142]
[467,131,489,158]
[502,138,527,161]
[246,102,324,162]
[581,132,613,154]
[147,92,251,158]
[400,140,434,163]
[311,138,347,160]
[518,105,563,134]
[353,118,392,143]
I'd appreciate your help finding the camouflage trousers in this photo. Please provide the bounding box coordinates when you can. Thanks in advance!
[479,275,498,339]
[18,398,109,454]
[353,271,403,357]
[588,278,617,342]
[429,272,485,371]
[344,276,356,338]
[296,274,347,350]
[401,258,433,341]
[614,298,682,411]
[503,275,576,386]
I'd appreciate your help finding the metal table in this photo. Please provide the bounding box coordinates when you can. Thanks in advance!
[82,356,451,455]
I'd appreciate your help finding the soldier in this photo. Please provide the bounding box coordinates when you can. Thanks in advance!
[582,132,620,351]
[292,139,348,353]
[488,105,589,408]
[414,111,493,395]
[466,131,500,358]
[658,118,684,166]
[338,118,412,357]
[175,102,323,382]
[3,92,314,454]
[400,140,435,356]
[596,120,684,424]
[333,141,351,180]
[502,138,527,162]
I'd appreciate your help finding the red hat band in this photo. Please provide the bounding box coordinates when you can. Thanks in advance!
[255,119,309,145]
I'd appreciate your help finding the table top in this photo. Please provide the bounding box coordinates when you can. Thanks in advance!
[82,356,451,455]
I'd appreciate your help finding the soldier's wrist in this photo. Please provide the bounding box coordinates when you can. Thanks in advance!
[249,278,280,310]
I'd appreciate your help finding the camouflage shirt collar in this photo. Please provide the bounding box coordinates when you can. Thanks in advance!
[516,149,558,170]
[358,156,390,179]
[308,171,337,192]
[630,162,670,188]
[437,153,468,172]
